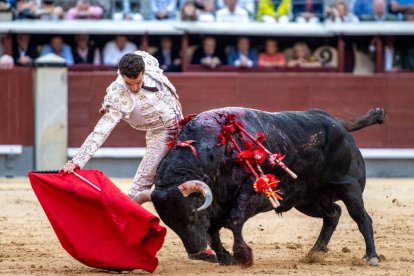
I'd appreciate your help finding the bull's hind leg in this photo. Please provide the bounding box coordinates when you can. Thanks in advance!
[296,201,342,253]
[335,177,379,266]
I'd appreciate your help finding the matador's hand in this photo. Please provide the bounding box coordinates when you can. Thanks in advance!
[61,162,79,174]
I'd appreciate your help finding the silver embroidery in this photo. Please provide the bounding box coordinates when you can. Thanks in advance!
[128,126,178,197]
[71,109,123,168]
[70,51,183,194]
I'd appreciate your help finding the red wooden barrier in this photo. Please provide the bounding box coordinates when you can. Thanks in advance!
[68,72,414,149]
[0,67,33,145]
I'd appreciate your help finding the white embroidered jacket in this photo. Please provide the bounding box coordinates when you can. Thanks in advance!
[71,51,183,168]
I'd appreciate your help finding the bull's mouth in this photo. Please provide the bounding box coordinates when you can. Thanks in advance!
[188,246,218,263]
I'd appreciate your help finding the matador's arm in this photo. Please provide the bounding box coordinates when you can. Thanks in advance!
[71,109,123,168]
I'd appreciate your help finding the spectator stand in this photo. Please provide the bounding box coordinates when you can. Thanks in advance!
[0,20,414,72]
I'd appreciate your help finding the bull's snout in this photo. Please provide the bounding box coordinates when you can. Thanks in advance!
[177,180,213,211]
[188,246,218,263]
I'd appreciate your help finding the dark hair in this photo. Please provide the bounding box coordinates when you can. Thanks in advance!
[118,53,145,78]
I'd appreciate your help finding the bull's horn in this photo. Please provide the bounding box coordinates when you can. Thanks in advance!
[178,180,213,211]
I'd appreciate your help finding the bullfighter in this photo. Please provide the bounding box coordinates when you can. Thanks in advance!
[61,51,183,204]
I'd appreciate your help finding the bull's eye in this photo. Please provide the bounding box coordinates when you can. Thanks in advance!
[188,211,197,224]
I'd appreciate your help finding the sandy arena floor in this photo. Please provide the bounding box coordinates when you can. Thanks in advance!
[0,177,413,276]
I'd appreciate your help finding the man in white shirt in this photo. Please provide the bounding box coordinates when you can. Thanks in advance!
[62,51,183,204]
[216,0,250,22]
[103,35,138,66]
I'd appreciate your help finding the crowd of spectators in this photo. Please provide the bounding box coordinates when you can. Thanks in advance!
[2,32,412,72]
[0,0,412,22]
[5,33,347,70]
[1,0,413,72]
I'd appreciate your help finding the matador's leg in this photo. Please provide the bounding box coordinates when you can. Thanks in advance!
[128,126,177,201]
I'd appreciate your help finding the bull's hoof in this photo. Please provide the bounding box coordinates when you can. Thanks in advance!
[188,251,218,263]
[310,245,329,253]
[218,253,237,266]
[363,255,380,266]
[233,248,253,268]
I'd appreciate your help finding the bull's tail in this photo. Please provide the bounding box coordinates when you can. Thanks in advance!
[341,108,386,132]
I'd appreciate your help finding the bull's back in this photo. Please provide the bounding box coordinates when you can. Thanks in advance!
[190,107,362,181]
[163,108,365,213]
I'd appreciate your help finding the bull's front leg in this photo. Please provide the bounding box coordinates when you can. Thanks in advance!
[230,221,253,267]
[224,192,255,267]
[209,227,237,265]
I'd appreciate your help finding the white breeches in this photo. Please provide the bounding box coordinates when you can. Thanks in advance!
[127,125,178,198]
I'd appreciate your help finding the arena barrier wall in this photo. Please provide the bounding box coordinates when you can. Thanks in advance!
[68,72,414,149]
[0,67,34,176]
[1,69,414,176]
[65,71,414,177]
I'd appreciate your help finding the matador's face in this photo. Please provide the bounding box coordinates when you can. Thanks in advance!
[122,72,144,93]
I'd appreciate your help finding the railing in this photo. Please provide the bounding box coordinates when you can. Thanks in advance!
[1,21,414,73]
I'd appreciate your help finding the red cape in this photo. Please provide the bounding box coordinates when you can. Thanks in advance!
[28,170,166,273]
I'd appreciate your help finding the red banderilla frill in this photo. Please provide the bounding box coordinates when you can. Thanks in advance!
[176,140,198,157]
[217,113,297,208]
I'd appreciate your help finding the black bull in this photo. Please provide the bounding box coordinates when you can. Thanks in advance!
[150,107,385,267]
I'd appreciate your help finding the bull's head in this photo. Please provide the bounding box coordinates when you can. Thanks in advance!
[150,180,218,263]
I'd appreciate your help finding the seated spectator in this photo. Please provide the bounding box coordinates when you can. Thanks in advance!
[287,42,321,68]
[180,0,197,21]
[112,0,143,21]
[66,0,103,20]
[293,0,323,22]
[257,0,291,23]
[191,36,225,68]
[195,0,216,22]
[16,0,38,19]
[258,39,286,67]
[40,36,74,65]
[0,0,13,11]
[103,35,137,65]
[256,0,277,22]
[369,36,402,71]
[353,0,374,18]
[216,0,255,17]
[227,37,258,67]
[390,0,414,20]
[326,1,359,22]
[216,0,250,22]
[153,36,181,72]
[72,34,101,65]
[13,33,37,66]
[361,0,399,21]
[152,0,177,20]
[37,0,64,20]
[0,54,14,68]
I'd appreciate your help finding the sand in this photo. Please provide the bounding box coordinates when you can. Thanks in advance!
[1,178,413,276]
